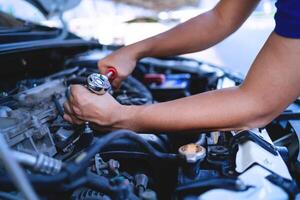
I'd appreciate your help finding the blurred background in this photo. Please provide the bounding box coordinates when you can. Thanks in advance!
[0,0,276,76]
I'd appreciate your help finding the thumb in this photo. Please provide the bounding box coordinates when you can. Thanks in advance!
[111,77,122,89]
[98,62,108,75]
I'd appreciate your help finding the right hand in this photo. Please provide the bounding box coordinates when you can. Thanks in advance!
[98,47,138,88]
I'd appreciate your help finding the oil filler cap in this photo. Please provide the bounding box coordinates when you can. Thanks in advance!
[179,143,206,163]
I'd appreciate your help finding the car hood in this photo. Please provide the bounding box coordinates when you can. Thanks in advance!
[25,0,81,17]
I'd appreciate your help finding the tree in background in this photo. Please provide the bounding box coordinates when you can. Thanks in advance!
[112,0,199,11]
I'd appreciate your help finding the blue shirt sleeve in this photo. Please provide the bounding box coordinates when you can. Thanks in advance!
[274,0,300,38]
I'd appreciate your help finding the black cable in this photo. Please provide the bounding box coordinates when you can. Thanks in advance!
[62,171,127,196]
[176,178,251,194]
[52,94,64,117]
[61,176,87,191]
[86,171,140,200]
[0,130,177,192]
[100,151,166,160]
[66,129,178,177]
[86,171,114,195]
[0,192,20,200]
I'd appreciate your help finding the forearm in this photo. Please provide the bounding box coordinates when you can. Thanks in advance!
[127,0,259,60]
[120,87,259,132]
[117,32,300,133]
[131,10,226,59]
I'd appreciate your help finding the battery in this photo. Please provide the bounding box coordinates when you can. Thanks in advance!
[147,74,191,102]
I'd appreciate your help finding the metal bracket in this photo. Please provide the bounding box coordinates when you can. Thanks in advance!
[229,130,278,156]
[276,111,300,121]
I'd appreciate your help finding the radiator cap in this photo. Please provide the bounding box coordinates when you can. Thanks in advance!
[179,143,206,163]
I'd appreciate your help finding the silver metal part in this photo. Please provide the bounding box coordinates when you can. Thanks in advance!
[207,132,220,145]
[12,151,62,175]
[0,134,39,200]
[179,143,206,163]
[87,73,111,95]
[106,71,113,78]
[0,106,12,117]
[16,79,65,107]
[196,133,206,146]
[0,112,57,156]
[0,79,68,156]
[83,122,93,134]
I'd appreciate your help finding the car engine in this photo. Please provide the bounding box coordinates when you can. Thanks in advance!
[0,48,299,200]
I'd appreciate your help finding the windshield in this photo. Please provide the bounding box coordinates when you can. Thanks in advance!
[0,11,28,31]
[0,11,64,44]
[0,0,46,23]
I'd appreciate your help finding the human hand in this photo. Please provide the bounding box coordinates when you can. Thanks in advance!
[63,85,123,128]
[98,46,139,88]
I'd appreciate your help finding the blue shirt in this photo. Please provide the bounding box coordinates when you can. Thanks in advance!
[274,0,300,38]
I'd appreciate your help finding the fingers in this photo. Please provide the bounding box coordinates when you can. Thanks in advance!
[97,61,109,74]
[68,84,89,106]
[64,85,93,125]
[69,84,89,98]
[111,78,122,89]
[63,101,84,125]
[63,113,84,125]
[63,101,74,115]
[63,113,72,122]
[98,61,122,89]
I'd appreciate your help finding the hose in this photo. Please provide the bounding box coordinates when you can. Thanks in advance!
[52,94,64,117]
[62,171,128,196]
[176,178,250,194]
[66,129,178,176]
[0,130,177,192]
[86,171,114,195]
[0,134,39,200]
[12,151,62,175]
[0,192,20,200]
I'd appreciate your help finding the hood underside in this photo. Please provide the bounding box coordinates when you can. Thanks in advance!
[25,0,81,17]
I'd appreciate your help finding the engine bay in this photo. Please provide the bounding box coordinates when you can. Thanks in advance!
[0,47,300,200]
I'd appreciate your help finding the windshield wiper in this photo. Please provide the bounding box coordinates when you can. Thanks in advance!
[0,25,33,34]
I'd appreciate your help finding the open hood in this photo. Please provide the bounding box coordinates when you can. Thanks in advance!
[25,0,81,17]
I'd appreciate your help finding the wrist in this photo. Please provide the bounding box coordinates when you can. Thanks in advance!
[112,105,141,131]
[126,39,154,60]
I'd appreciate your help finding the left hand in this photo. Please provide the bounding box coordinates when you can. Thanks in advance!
[63,85,122,127]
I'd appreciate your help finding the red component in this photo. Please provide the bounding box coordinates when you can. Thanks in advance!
[143,74,166,85]
[106,67,117,81]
